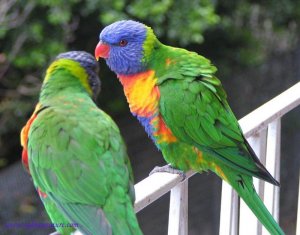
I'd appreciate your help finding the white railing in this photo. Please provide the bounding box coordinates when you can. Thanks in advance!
[52,82,300,235]
[219,81,300,235]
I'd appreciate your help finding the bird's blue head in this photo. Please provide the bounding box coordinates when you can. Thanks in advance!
[95,20,157,75]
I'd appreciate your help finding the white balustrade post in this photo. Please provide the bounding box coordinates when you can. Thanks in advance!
[262,119,281,235]
[168,179,188,235]
[239,129,267,235]
[296,170,300,235]
[219,181,239,235]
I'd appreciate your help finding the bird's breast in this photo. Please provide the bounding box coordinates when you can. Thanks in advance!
[118,70,159,117]
[118,71,177,144]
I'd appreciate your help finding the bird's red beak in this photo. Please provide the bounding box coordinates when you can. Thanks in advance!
[95,41,110,60]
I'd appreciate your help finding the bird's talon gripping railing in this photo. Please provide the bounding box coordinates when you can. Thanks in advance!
[53,82,300,235]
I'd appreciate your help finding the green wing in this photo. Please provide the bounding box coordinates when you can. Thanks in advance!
[158,47,278,185]
[27,97,140,235]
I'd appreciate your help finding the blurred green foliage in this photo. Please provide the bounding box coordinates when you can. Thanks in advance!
[200,0,299,72]
[0,0,299,168]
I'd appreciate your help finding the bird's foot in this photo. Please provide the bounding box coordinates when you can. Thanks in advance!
[149,164,186,180]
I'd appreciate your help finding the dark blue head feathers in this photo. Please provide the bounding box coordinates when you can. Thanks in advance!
[99,20,148,75]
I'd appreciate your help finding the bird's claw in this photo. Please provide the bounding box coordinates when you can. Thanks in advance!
[149,164,186,181]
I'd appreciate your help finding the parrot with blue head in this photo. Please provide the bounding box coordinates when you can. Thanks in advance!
[95,20,284,235]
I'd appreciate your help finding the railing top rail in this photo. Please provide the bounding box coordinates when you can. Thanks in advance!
[134,82,300,211]
[134,171,195,212]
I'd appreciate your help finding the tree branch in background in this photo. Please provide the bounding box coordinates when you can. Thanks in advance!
[0,1,35,80]
[0,32,28,80]
[0,1,35,29]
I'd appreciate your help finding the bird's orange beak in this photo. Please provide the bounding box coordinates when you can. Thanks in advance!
[95,41,110,60]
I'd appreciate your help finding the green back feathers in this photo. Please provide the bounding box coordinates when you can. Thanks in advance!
[24,51,142,234]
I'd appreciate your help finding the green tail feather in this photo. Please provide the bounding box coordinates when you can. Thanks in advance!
[227,173,284,235]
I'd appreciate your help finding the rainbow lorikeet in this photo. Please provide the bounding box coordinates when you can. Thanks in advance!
[20,51,142,235]
[95,20,284,235]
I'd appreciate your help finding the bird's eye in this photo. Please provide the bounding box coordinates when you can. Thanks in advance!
[119,40,128,47]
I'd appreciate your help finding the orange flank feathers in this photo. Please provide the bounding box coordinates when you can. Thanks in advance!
[151,115,177,144]
[37,187,47,198]
[212,164,228,181]
[20,103,42,171]
[166,58,171,66]
[165,58,176,67]
[193,147,204,163]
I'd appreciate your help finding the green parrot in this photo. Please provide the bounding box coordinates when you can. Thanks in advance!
[21,51,142,235]
[95,20,284,235]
